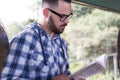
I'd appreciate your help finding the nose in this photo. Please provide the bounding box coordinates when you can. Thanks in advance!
[63,18,69,24]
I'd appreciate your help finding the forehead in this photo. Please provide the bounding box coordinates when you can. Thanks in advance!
[54,0,71,14]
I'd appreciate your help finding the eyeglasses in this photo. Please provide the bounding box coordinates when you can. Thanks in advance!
[47,8,73,22]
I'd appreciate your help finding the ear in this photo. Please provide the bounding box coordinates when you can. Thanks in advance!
[43,8,49,18]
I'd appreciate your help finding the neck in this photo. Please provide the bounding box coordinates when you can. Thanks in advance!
[38,21,55,38]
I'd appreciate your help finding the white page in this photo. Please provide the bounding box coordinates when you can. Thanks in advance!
[69,54,107,80]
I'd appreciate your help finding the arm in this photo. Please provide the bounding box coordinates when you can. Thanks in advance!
[52,38,71,80]
[1,33,32,79]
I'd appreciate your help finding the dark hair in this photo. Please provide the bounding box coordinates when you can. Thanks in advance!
[0,22,9,73]
[42,0,71,7]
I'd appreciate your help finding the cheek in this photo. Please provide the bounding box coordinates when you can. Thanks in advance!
[53,17,61,27]
[54,17,59,23]
[50,15,61,28]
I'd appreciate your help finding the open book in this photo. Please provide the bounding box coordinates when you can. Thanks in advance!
[69,54,108,80]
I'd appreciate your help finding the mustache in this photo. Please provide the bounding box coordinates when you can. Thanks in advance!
[60,23,67,27]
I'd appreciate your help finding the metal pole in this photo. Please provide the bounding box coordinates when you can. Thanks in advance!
[113,54,118,80]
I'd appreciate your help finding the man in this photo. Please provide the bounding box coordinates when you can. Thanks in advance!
[1,0,84,80]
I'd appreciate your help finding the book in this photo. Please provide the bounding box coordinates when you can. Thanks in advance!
[69,54,108,80]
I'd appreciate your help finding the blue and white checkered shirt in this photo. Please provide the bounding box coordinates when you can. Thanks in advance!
[1,22,71,80]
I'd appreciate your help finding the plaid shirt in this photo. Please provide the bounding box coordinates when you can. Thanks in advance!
[1,22,71,80]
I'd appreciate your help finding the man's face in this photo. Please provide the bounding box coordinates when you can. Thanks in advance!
[47,0,72,34]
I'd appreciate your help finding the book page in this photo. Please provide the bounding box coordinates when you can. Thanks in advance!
[69,54,107,80]
[95,54,107,69]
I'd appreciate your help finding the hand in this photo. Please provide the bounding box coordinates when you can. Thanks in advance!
[79,78,85,80]
[52,74,69,80]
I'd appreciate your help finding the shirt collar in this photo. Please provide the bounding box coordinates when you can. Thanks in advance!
[34,22,61,40]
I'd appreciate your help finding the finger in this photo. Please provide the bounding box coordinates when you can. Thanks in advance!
[79,79,85,80]
[71,78,74,80]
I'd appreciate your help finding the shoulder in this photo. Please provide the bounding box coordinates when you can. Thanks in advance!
[10,22,39,44]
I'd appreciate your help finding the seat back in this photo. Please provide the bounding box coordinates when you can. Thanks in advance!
[0,22,9,73]
[117,30,120,73]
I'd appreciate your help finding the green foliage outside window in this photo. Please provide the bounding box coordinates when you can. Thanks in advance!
[5,3,120,80]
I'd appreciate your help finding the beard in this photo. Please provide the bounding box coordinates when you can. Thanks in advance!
[48,16,67,34]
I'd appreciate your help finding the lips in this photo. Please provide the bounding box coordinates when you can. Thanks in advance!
[60,24,67,28]
[59,24,67,32]
[60,25,66,30]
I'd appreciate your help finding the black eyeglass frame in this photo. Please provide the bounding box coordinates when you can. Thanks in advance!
[47,8,73,22]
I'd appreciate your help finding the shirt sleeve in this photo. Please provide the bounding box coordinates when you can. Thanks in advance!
[1,31,35,79]
[61,38,71,75]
